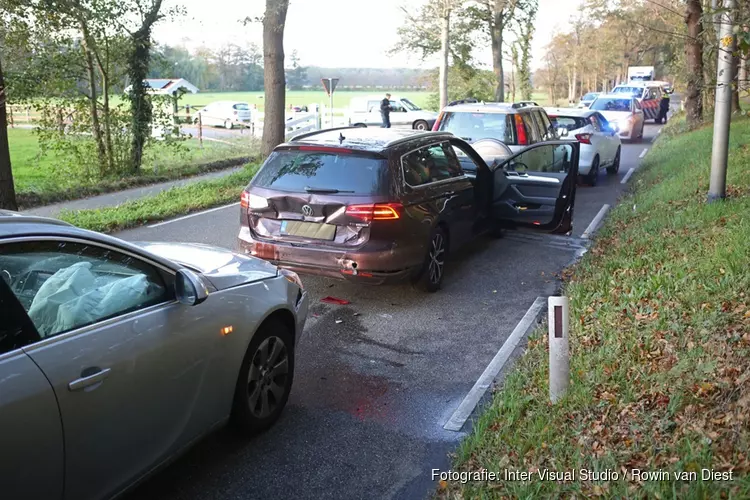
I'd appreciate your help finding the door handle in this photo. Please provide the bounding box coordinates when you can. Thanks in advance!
[68,368,112,391]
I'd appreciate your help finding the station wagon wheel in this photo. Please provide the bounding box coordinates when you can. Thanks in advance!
[414,120,429,131]
[231,318,294,434]
[415,226,447,293]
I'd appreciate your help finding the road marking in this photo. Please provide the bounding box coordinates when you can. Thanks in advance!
[581,204,611,240]
[639,148,649,158]
[621,168,636,184]
[147,202,240,228]
[443,297,546,432]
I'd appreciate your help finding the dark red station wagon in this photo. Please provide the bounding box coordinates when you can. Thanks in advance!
[238,127,578,292]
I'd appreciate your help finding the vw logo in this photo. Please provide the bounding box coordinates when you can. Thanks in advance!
[301,205,314,216]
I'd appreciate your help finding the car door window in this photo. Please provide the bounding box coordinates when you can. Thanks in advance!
[521,113,541,143]
[589,114,603,132]
[367,100,381,112]
[596,113,613,133]
[402,143,461,186]
[537,111,554,139]
[0,277,41,354]
[0,240,171,339]
[508,143,572,174]
[389,100,405,113]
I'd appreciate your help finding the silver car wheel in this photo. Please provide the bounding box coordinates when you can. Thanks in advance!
[428,233,445,285]
[247,336,289,419]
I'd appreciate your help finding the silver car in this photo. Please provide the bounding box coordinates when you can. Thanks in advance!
[0,210,308,500]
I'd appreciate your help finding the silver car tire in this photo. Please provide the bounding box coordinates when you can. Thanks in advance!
[231,318,295,434]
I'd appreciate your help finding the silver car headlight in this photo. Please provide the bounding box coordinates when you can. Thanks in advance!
[279,269,304,290]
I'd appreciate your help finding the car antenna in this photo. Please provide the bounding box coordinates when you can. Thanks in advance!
[339,132,345,143]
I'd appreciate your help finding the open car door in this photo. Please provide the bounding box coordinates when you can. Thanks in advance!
[469,141,579,235]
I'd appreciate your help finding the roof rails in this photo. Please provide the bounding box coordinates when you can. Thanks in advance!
[288,124,366,142]
[448,98,479,106]
[385,131,448,148]
[511,101,540,109]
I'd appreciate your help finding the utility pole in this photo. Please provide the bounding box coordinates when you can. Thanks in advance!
[708,0,736,202]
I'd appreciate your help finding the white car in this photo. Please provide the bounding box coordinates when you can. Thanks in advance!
[196,101,252,129]
[588,94,645,143]
[545,108,622,186]
[347,95,437,130]
[577,92,600,109]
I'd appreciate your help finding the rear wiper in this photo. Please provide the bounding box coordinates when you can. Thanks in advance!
[304,186,354,194]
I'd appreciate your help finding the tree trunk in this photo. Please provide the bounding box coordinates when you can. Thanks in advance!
[491,9,505,102]
[439,10,450,109]
[129,0,163,174]
[571,64,577,103]
[0,56,18,211]
[80,22,108,176]
[261,0,290,157]
[685,0,704,128]
[99,64,114,174]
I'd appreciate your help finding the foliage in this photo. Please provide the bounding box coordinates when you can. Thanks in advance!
[286,50,308,90]
[425,66,496,108]
[440,115,750,498]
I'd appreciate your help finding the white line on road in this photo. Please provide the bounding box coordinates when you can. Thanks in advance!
[147,202,240,228]
[443,297,546,432]
[581,204,611,240]
[639,148,649,158]
[621,168,636,184]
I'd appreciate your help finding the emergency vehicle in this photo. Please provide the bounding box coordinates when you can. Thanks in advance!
[610,82,663,122]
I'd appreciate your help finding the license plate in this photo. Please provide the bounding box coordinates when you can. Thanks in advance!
[280,221,336,240]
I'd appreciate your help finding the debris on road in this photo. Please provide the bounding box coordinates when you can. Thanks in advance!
[335,319,343,324]
[321,296,351,305]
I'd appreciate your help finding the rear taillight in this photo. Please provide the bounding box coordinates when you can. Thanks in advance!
[514,114,528,145]
[575,133,592,144]
[346,203,402,222]
[240,191,250,208]
[432,112,444,131]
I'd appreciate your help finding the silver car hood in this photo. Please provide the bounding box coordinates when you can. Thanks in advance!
[135,241,278,290]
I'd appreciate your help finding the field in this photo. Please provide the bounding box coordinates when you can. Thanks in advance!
[8,127,256,207]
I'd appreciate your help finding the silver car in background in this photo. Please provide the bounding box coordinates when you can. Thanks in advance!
[0,210,308,500]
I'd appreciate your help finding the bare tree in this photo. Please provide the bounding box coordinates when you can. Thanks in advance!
[261,0,289,157]
[685,0,704,127]
[0,56,17,211]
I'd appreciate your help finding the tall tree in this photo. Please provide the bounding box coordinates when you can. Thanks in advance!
[261,0,289,156]
[127,0,165,174]
[685,0,704,127]
[512,0,537,101]
[0,56,17,210]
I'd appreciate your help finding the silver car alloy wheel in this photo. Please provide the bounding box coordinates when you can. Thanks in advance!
[247,336,289,419]
[428,233,445,285]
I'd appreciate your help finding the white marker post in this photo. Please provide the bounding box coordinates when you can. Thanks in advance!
[548,296,570,403]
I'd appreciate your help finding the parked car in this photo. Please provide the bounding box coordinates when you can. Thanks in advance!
[195,101,252,129]
[431,101,561,155]
[0,210,308,500]
[589,94,645,142]
[610,82,663,122]
[545,108,622,186]
[347,95,438,130]
[577,92,600,109]
[238,127,579,292]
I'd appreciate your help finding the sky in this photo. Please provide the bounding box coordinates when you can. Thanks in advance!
[153,0,585,71]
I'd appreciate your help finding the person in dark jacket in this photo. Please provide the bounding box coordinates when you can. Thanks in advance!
[380,93,392,128]
[657,92,670,124]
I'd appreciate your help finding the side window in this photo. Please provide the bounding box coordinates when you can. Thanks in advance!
[507,144,572,174]
[402,143,460,186]
[0,278,40,354]
[0,240,171,340]
[589,115,603,132]
[521,113,541,143]
[390,100,405,113]
[596,113,612,132]
[367,100,380,112]
[537,111,553,139]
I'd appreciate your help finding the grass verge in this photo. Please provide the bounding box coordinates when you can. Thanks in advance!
[59,162,260,233]
[441,117,750,498]
[9,128,258,209]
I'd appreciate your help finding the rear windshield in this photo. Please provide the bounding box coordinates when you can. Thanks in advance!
[591,98,632,112]
[252,150,389,195]
[233,103,250,110]
[549,116,588,131]
[438,112,515,144]
[612,86,643,97]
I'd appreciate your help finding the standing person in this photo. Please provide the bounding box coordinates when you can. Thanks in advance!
[657,90,671,124]
[380,93,392,128]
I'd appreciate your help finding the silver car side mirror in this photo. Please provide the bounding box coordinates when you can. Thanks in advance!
[175,268,209,306]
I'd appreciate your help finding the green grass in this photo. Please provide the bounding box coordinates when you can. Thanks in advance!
[59,162,260,233]
[8,127,257,208]
[441,116,750,498]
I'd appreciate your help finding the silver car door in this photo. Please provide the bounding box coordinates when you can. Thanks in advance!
[2,239,222,500]
[0,279,64,500]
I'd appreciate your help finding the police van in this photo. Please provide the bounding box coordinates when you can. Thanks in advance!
[610,82,664,123]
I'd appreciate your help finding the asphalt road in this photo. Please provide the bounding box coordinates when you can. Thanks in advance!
[118,124,661,500]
